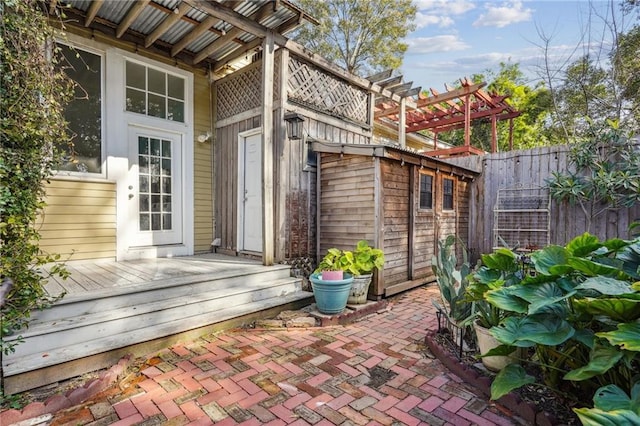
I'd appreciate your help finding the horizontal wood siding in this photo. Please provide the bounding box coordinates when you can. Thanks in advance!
[381,159,410,286]
[318,154,376,254]
[38,179,116,260]
[456,145,640,260]
[305,116,369,145]
[193,72,213,253]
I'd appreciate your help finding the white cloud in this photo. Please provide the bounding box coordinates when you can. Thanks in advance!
[473,1,533,28]
[415,13,454,29]
[407,35,471,54]
[414,0,475,16]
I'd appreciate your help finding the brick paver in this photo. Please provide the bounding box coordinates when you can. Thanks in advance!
[46,286,519,426]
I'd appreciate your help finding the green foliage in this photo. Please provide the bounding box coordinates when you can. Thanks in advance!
[575,383,640,425]
[473,233,640,412]
[547,120,640,231]
[351,240,384,275]
[315,241,384,276]
[292,0,417,76]
[431,235,472,323]
[0,0,71,364]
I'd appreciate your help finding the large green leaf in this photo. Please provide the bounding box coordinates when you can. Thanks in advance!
[593,383,640,412]
[597,322,640,351]
[532,245,570,275]
[574,298,640,322]
[481,249,518,272]
[576,276,635,295]
[574,408,640,426]
[484,286,528,314]
[473,267,502,284]
[569,258,622,277]
[563,343,624,381]
[490,315,574,346]
[566,233,602,256]
[490,364,535,400]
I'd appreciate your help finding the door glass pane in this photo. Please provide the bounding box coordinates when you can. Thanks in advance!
[137,136,173,231]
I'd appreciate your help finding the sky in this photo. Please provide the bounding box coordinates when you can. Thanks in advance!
[400,0,637,91]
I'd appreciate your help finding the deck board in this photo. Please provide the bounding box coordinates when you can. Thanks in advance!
[43,254,265,296]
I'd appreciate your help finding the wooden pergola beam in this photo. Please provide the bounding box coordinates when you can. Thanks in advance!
[116,0,149,39]
[85,0,104,27]
[412,110,521,134]
[145,2,191,48]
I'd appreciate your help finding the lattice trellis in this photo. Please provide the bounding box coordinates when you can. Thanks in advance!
[216,65,262,120]
[288,57,368,124]
[493,186,550,251]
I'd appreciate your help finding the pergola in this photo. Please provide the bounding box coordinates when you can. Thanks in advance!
[372,74,521,157]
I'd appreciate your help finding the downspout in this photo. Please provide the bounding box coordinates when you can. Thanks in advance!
[208,64,217,252]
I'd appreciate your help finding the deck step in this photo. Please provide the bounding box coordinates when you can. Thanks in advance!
[2,265,314,377]
[3,290,313,377]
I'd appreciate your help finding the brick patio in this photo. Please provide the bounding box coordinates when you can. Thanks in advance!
[45,285,520,425]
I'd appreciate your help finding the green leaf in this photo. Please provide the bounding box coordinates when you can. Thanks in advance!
[484,286,528,314]
[480,344,519,357]
[490,364,535,400]
[576,277,636,295]
[490,315,574,346]
[597,323,640,351]
[563,344,624,381]
[574,408,640,426]
[481,250,518,272]
[566,233,602,256]
[531,245,570,275]
[574,298,640,322]
[593,383,640,412]
[569,258,622,277]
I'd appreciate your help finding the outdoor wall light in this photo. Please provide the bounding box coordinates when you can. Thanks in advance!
[284,112,305,140]
[197,132,211,143]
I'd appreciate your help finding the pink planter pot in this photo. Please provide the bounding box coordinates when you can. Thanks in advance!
[321,270,344,280]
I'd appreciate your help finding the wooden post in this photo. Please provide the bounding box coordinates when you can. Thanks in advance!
[399,98,406,148]
[275,48,289,262]
[261,31,275,265]
[509,118,514,151]
[464,94,471,147]
[491,114,497,153]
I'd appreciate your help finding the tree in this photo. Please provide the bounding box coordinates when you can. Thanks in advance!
[611,26,640,123]
[0,0,70,397]
[292,0,417,76]
[546,120,640,232]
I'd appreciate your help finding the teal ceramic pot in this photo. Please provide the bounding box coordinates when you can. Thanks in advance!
[309,272,353,314]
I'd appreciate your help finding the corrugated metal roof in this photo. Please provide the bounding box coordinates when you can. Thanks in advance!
[55,0,313,74]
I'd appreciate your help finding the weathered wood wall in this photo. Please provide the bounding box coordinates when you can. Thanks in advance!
[38,179,116,260]
[447,144,640,260]
[317,153,377,254]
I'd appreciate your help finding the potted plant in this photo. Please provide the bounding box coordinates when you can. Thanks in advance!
[346,240,384,304]
[464,248,522,371]
[310,248,355,314]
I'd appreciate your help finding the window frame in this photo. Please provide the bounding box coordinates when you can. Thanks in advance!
[418,171,434,210]
[442,177,455,211]
[54,41,106,178]
[124,59,186,123]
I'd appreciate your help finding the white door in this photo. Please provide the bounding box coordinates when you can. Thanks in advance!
[238,131,262,252]
[127,126,183,247]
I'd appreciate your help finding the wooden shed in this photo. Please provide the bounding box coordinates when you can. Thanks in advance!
[312,142,478,298]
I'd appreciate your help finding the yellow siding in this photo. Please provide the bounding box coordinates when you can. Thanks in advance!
[38,179,116,260]
[193,71,214,253]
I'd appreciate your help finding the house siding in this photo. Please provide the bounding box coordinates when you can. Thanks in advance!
[381,159,410,286]
[38,179,117,260]
[193,71,213,253]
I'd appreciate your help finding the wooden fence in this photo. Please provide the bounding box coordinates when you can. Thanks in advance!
[447,144,640,261]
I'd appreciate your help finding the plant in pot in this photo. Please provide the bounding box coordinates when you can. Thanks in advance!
[345,240,384,304]
[310,248,355,314]
[463,248,524,371]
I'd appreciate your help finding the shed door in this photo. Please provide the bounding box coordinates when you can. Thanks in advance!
[238,131,262,253]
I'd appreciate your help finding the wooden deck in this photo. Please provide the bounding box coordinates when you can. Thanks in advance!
[4,254,313,394]
[44,253,279,297]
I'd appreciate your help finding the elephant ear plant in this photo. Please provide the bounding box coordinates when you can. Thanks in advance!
[431,235,472,324]
[478,232,640,424]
